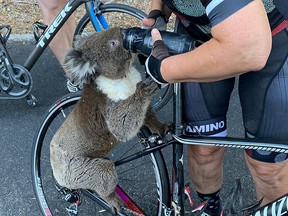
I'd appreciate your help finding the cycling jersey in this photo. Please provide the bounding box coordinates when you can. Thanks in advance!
[164,0,252,27]
[162,0,286,40]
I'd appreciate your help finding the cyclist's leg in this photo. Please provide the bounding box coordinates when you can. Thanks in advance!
[177,20,235,210]
[239,27,288,206]
[37,0,76,67]
[183,77,235,214]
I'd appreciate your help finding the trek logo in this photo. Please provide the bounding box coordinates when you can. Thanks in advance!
[185,120,225,134]
[250,195,288,216]
[37,2,73,48]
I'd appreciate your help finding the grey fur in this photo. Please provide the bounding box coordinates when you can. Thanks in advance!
[51,27,164,214]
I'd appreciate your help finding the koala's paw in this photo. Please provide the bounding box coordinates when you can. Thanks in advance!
[162,122,174,139]
[149,122,173,141]
[137,78,159,97]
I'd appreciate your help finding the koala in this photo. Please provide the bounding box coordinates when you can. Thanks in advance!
[50,27,165,214]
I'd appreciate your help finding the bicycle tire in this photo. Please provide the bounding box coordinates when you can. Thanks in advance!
[74,3,173,111]
[31,92,170,216]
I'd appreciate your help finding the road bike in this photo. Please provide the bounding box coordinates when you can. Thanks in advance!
[31,80,288,215]
[0,0,172,110]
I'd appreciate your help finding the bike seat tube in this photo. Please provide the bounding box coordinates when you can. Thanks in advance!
[172,82,185,215]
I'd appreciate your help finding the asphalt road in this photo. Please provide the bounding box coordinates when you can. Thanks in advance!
[0,39,256,216]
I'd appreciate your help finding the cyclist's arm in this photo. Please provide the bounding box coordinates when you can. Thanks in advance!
[149,0,164,11]
[157,0,272,83]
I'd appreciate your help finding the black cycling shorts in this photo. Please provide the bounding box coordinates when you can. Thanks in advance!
[182,27,288,163]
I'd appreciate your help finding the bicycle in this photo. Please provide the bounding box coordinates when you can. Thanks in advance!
[0,0,172,110]
[32,82,288,215]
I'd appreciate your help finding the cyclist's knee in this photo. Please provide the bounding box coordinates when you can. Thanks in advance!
[246,155,288,185]
[188,146,225,166]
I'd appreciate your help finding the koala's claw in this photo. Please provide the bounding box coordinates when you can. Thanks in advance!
[161,122,174,140]
[137,78,159,97]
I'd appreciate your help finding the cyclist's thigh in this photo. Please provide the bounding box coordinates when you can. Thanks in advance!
[176,17,235,137]
[239,27,288,162]
[182,78,235,136]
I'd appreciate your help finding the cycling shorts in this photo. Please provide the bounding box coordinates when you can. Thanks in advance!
[182,26,288,163]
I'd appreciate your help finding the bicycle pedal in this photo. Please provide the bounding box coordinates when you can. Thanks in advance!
[66,201,80,216]
[64,192,81,204]
[55,185,81,204]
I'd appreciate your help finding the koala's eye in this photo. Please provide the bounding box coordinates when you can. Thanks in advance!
[108,39,119,50]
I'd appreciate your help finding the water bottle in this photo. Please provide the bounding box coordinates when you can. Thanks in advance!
[121,27,196,56]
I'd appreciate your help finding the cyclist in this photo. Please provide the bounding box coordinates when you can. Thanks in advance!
[37,0,80,92]
[143,0,288,215]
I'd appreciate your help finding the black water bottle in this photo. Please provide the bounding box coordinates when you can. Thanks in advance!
[121,27,196,56]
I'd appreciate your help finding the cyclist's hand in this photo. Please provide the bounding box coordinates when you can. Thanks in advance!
[145,28,169,87]
[139,10,168,66]
[142,10,168,31]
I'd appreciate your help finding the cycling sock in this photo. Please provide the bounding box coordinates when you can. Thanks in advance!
[197,190,221,212]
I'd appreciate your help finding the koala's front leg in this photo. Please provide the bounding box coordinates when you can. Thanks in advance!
[106,78,159,141]
[144,107,164,134]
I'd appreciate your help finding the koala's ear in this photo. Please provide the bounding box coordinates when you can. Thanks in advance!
[63,48,97,86]
[73,34,89,48]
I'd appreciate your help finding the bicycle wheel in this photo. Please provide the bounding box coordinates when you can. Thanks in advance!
[74,3,173,111]
[32,93,170,216]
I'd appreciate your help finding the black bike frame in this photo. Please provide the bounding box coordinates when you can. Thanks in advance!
[172,83,185,215]
[24,0,93,71]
